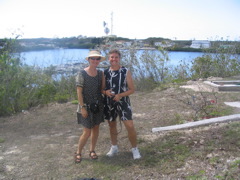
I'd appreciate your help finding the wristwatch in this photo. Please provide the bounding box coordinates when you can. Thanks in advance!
[79,104,87,108]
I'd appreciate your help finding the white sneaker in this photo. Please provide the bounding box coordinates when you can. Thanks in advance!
[132,147,141,160]
[106,145,119,157]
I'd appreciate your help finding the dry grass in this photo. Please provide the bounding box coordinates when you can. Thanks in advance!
[0,83,240,179]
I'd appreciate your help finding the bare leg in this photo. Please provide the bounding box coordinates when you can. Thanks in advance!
[90,125,100,152]
[108,120,118,145]
[76,127,91,154]
[123,120,137,148]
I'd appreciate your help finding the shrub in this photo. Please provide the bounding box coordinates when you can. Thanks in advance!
[54,93,69,103]
[35,83,57,104]
[191,41,240,79]
[71,100,79,104]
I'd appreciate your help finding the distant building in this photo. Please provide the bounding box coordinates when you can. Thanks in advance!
[190,40,211,49]
[115,40,125,48]
[134,40,144,48]
[154,41,174,48]
[124,41,132,47]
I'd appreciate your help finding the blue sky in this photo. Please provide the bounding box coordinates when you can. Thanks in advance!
[0,0,239,40]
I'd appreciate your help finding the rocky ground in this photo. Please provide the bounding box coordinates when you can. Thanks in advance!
[0,80,240,179]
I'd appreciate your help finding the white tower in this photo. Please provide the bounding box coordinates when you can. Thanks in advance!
[111,12,113,35]
[103,12,114,36]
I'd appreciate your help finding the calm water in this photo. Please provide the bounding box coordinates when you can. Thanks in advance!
[20,49,204,68]
[168,51,204,66]
[20,49,90,67]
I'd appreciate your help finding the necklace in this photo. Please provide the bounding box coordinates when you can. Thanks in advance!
[110,65,121,71]
[109,67,122,93]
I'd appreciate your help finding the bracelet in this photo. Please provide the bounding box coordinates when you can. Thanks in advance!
[102,90,106,95]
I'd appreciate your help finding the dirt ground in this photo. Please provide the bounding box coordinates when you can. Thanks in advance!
[0,80,240,179]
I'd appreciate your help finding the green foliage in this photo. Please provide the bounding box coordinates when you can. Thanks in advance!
[35,83,57,104]
[134,77,159,91]
[0,38,24,115]
[191,55,213,78]
[0,38,77,116]
[171,88,233,121]
[170,60,192,81]
[71,100,79,104]
[191,41,240,79]
[141,132,190,173]
[169,47,203,52]
[96,40,173,89]
[173,113,185,124]
[54,93,69,103]
[139,47,170,82]
[186,170,207,180]
[97,37,240,91]
[223,122,240,146]
[214,159,240,179]
[0,137,5,143]
[55,75,76,100]
[207,105,232,118]
[1,36,240,117]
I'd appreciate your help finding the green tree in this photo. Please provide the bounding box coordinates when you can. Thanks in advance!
[191,41,240,79]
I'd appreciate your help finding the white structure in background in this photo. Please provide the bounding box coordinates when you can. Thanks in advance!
[190,40,211,49]
[154,41,174,48]
[103,12,114,36]
[111,12,113,35]
[103,21,110,36]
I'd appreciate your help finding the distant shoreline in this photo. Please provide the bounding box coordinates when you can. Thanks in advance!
[17,46,204,53]
[2,37,238,54]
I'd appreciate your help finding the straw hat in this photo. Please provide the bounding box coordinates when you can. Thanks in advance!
[85,50,106,62]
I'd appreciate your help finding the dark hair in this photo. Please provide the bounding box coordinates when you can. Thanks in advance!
[108,49,121,58]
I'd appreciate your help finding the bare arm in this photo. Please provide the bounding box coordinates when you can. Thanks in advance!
[101,71,115,97]
[77,86,88,118]
[101,71,106,95]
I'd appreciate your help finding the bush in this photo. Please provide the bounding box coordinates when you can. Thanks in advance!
[34,83,57,104]
[0,38,24,115]
[54,93,69,103]
[1,36,239,116]
[0,38,74,116]
[134,77,159,91]
[71,100,78,104]
[191,42,240,79]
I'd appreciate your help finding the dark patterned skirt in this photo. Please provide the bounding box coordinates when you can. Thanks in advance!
[77,104,104,129]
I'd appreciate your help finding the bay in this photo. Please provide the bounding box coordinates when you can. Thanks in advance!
[168,51,204,66]
[20,49,90,67]
[19,49,204,68]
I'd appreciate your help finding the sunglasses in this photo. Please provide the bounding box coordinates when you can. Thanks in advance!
[89,57,101,61]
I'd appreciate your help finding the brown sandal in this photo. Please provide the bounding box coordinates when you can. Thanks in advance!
[74,153,82,163]
[89,151,98,160]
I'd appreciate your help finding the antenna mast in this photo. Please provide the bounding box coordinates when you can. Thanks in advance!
[111,12,113,35]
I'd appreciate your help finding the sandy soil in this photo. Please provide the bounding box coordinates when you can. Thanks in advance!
[0,80,240,179]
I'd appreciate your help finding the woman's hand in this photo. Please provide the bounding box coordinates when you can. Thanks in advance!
[105,89,121,101]
[113,94,121,101]
[81,107,88,118]
[105,90,115,98]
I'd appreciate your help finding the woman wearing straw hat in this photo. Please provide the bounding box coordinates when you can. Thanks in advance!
[102,49,141,160]
[75,50,105,163]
